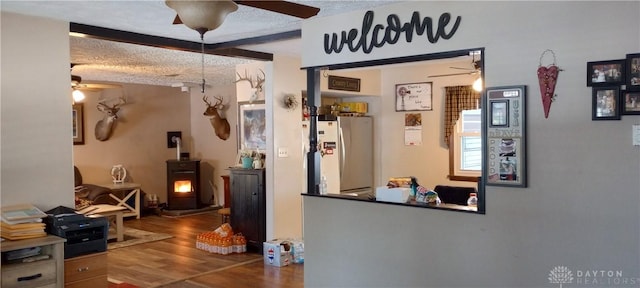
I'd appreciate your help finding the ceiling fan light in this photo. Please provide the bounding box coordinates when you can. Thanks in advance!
[166,0,238,36]
[473,77,483,92]
[72,89,85,102]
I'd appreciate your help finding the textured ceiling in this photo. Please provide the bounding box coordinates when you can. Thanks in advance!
[1,0,398,87]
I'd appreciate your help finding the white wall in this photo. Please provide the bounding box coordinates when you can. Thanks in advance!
[271,55,306,239]
[303,2,640,287]
[234,58,307,240]
[1,12,74,211]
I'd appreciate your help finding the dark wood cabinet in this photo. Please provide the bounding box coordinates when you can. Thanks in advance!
[229,168,265,252]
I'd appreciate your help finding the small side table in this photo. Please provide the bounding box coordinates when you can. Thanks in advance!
[81,204,126,242]
[99,182,141,219]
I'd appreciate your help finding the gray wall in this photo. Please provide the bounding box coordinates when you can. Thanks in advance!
[303,2,640,287]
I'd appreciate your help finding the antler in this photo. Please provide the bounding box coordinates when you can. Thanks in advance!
[97,101,109,109]
[203,95,212,106]
[234,69,266,88]
[98,95,126,109]
[255,69,265,92]
[113,95,127,108]
[213,95,224,106]
[203,95,224,107]
[234,69,255,88]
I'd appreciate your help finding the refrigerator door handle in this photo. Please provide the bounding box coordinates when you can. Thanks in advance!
[339,126,345,179]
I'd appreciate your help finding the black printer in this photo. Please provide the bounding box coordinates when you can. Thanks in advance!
[44,206,108,259]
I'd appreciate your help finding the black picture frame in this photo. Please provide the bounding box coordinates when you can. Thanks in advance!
[592,86,621,120]
[625,53,640,91]
[72,103,85,145]
[587,59,625,87]
[490,100,509,127]
[622,91,640,115]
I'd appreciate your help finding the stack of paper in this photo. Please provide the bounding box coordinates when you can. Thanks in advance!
[1,204,47,240]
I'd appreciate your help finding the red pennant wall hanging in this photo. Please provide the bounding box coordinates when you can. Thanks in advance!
[537,49,561,118]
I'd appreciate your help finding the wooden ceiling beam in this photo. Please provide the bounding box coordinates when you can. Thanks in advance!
[69,23,275,61]
[209,30,300,50]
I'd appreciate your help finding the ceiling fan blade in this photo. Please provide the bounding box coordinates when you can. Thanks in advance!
[84,83,122,89]
[75,83,122,91]
[71,75,82,84]
[429,71,478,78]
[76,87,101,92]
[449,66,475,71]
[173,15,183,25]
[234,1,320,18]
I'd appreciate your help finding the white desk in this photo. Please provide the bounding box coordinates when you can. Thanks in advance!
[99,182,141,219]
[80,204,126,242]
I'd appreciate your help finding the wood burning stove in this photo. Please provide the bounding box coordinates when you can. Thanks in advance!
[166,160,201,210]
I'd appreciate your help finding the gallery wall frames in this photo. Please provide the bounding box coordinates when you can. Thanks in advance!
[622,90,640,115]
[484,85,527,187]
[586,59,625,87]
[592,86,621,120]
[625,53,640,91]
[585,53,640,119]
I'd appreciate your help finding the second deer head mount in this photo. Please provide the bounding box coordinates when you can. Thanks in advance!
[95,95,127,141]
[203,95,231,140]
[235,69,265,103]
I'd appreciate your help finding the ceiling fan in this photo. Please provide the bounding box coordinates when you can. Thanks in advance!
[71,64,121,102]
[429,54,482,78]
[167,0,320,34]
[71,64,120,91]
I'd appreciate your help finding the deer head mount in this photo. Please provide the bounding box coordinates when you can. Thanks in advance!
[235,69,265,102]
[95,96,126,141]
[203,95,231,140]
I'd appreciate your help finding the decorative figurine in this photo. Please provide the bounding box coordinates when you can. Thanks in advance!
[111,164,127,184]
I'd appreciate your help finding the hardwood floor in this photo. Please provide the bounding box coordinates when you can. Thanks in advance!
[108,211,303,288]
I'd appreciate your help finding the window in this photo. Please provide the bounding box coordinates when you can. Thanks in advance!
[449,109,481,181]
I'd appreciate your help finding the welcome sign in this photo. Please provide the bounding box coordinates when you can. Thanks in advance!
[323,11,461,55]
[302,2,467,68]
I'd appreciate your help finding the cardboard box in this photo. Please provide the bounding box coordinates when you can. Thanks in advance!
[375,187,411,203]
[263,239,291,267]
[339,102,368,114]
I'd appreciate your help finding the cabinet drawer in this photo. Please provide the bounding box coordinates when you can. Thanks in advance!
[64,252,107,283]
[1,259,56,288]
[65,275,108,288]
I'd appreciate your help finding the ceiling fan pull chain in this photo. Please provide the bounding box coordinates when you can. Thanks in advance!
[201,38,206,94]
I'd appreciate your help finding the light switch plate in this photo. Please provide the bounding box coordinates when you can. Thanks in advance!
[278,147,289,158]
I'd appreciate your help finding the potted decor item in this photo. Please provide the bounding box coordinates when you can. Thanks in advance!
[240,150,253,169]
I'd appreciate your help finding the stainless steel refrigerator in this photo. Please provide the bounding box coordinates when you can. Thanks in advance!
[303,116,373,195]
